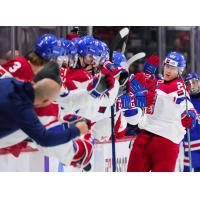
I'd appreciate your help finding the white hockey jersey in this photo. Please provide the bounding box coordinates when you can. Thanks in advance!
[139,78,194,144]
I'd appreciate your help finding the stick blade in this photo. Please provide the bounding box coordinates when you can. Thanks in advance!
[119,27,129,39]
[127,52,146,66]
[110,27,130,60]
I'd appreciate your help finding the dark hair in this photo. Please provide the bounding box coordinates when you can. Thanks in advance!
[33,61,61,85]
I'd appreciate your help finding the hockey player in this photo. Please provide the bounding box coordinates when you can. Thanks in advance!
[183,72,200,172]
[59,37,94,90]
[58,37,154,140]
[0,34,94,169]
[0,33,63,156]
[123,55,160,126]
[0,61,94,169]
[57,37,118,141]
[0,33,61,81]
[58,36,156,140]
[127,52,197,172]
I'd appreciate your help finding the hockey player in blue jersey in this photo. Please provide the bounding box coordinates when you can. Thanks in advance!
[184,72,200,172]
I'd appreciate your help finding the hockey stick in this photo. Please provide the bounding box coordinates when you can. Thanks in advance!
[127,52,146,67]
[121,27,130,54]
[179,72,192,172]
[109,27,130,172]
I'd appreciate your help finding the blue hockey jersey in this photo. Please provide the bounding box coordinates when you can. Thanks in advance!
[183,95,200,169]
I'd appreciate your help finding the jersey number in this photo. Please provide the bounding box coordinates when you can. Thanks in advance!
[177,82,184,90]
[9,62,21,73]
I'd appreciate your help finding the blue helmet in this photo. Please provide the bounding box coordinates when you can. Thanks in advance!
[163,51,186,73]
[99,41,109,63]
[185,72,200,95]
[60,38,77,57]
[185,72,199,82]
[35,34,60,61]
[109,51,128,85]
[113,51,127,68]
[90,40,109,66]
[56,39,78,68]
[71,37,82,46]
[77,35,100,57]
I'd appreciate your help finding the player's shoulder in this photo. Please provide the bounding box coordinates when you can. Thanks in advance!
[2,56,29,66]
[157,78,184,94]
[67,68,92,82]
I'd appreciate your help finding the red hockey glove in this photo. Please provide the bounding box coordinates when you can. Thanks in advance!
[181,110,197,129]
[128,72,147,94]
[101,67,115,89]
[145,91,157,107]
[145,74,158,92]
[143,55,160,75]
[87,69,115,98]
[70,134,95,169]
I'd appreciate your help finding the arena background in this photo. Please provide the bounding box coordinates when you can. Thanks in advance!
[0,26,192,172]
[0,26,199,74]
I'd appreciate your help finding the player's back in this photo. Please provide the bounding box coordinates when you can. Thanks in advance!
[1,56,34,82]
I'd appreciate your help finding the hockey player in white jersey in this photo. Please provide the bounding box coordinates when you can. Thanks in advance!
[0,35,95,171]
[127,51,197,172]
[57,37,156,141]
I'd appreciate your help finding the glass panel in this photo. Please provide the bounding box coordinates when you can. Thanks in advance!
[0,27,11,64]
[165,26,192,76]
[16,26,59,56]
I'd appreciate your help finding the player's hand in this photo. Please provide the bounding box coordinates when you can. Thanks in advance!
[75,121,89,135]
[101,67,115,90]
[145,74,158,92]
[143,55,160,75]
[87,70,115,98]
[181,110,197,129]
[129,72,146,94]
[71,133,94,169]
[133,90,156,108]
[144,91,157,107]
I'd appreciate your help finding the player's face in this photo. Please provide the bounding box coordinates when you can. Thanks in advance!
[57,56,69,67]
[84,54,95,65]
[186,79,200,94]
[163,64,178,81]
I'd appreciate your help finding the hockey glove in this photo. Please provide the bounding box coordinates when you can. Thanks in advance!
[181,110,197,129]
[145,74,158,92]
[70,133,95,169]
[143,55,160,75]
[87,69,115,98]
[116,93,135,111]
[129,72,147,94]
[116,90,154,111]
[102,60,126,77]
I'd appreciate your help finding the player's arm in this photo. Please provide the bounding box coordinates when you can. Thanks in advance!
[15,105,82,147]
[173,81,197,129]
[97,79,120,107]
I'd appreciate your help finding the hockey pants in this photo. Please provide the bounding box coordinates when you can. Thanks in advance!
[127,130,180,172]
